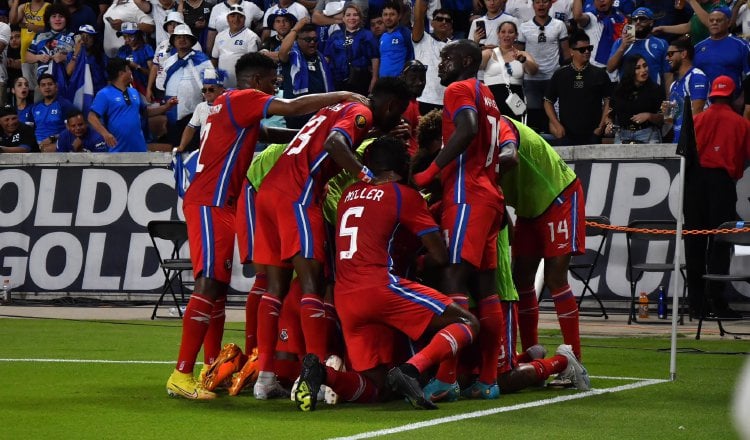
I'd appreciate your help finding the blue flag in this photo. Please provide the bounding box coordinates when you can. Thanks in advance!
[171,150,199,198]
[68,50,95,116]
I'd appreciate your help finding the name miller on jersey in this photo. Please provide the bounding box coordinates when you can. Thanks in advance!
[344,187,385,203]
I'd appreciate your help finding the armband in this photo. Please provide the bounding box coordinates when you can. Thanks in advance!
[358,165,374,183]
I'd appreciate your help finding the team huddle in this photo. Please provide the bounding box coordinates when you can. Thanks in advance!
[165,39,591,411]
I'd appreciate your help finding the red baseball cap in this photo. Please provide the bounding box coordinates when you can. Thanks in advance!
[709,75,735,98]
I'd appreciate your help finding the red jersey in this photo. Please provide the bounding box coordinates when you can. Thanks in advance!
[694,102,750,180]
[336,181,439,291]
[184,89,274,207]
[441,78,503,208]
[260,102,372,205]
[403,99,420,157]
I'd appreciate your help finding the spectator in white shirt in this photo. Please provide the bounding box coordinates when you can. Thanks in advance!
[102,0,155,58]
[205,0,263,55]
[468,0,519,48]
[177,67,226,151]
[211,4,260,88]
[412,0,452,114]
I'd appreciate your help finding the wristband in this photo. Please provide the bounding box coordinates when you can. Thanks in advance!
[358,165,374,183]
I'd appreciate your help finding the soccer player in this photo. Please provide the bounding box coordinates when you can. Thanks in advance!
[496,114,585,362]
[294,136,479,412]
[252,77,411,400]
[412,39,505,401]
[165,52,367,401]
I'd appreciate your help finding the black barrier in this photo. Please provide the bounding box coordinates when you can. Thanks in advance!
[1,154,750,301]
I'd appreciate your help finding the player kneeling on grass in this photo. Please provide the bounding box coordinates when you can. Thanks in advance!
[293,136,479,411]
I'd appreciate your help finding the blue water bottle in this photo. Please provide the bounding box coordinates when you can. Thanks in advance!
[657,285,667,319]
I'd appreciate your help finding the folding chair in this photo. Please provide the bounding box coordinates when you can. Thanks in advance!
[696,221,750,339]
[626,220,688,325]
[147,220,193,320]
[570,216,610,319]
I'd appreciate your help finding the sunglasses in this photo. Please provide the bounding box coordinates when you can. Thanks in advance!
[122,90,131,106]
[433,16,452,23]
[572,45,594,53]
[299,36,318,43]
[538,25,546,43]
[504,62,513,76]
[666,49,685,57]
[201,87,217,93]
[632,16,651,22]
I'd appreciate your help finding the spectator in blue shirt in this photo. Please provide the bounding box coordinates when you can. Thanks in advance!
[88,58,177,152]
[11,76,33,126]
[56,109,107,152]
[323,3,379,95]
[116,22,154,99]
[25,4,75,91]
[666,36,708,143]
[606,7,671,86]
[378,1,413,78]
[694,7,750,93]
[31,73,76,151]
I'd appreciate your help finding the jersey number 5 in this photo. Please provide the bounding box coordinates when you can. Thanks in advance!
[339,206,364,259]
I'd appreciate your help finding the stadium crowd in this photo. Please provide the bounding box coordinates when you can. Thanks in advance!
[0,0,749,153]
[2,0,749,411]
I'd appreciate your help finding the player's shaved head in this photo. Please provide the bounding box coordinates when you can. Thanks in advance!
[235,52,278,91]
[448,39,482,71]
[365,136,410,181]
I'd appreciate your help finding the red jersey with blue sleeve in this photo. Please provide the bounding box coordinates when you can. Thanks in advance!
[335,181,439,291]
[184,88,274,207]
[441,78,503,209]
[260,102,372,206]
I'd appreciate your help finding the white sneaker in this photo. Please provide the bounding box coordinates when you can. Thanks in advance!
[555,344,591,391]
[253,371,290,400]
[324,355,345,405]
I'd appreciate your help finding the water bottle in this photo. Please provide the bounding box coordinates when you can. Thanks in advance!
[638,292,649,319]
[1,279,10,305]
[657,285,667,319]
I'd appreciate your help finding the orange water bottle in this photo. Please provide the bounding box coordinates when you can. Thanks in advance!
[638,292,649,319]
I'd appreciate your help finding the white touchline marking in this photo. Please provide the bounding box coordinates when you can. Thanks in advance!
[328,378,669,440]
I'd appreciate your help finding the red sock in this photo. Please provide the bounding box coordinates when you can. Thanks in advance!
[409,321,474,374]
[517,286,539,352]
[274,358,301,387]
[203,297,226,365]
[324,301,344,357]
[256,294,282,371]
[326,368,379,403]
[300,293,328,360]
[528,355,568,380]
[477,296,503,384]
[433,294,469,383]
[175,293,214,373]
[515,352,532,364]
[245,293,262,353]
[551,285,581,359]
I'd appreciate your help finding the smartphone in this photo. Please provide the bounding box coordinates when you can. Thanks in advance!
[623,24,635,39]
[475,19,486,44]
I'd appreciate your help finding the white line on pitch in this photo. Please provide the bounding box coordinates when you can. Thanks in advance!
[328,378,668,440]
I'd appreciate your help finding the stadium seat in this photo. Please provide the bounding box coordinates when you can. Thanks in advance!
[626,220,688,325]
[696,221,750,340]
[570,216,610,319]
[147,220,193,320]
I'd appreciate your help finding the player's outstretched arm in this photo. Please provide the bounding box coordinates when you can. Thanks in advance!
[259,126,299,144]
[266,91,368,117]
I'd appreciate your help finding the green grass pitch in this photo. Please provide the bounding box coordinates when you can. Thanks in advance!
[0,317,746,439]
